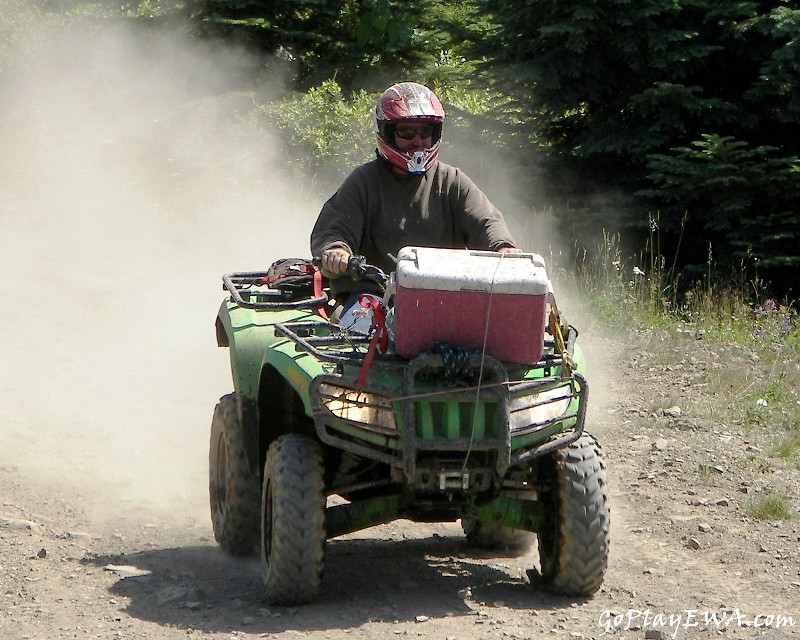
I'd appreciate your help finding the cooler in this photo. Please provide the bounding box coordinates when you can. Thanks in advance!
[392,246,551,364]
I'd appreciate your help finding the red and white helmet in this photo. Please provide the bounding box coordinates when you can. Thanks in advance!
[375,82,445,174]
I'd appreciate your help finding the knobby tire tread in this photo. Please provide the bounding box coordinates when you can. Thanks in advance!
[540,432,610,596]
[209,393,260,555]
[262,434,326,605]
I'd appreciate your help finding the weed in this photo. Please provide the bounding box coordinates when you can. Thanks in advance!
[743,487,796,521]
[774,432,800,467]
[576,226,800,476]
[698,463,723,485]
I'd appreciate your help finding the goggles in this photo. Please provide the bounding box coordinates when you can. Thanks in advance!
[394,124,435,140]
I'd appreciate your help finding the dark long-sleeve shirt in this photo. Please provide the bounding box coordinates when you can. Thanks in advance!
[311,159,517,291]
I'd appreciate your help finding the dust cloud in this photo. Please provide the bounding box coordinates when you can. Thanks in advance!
[0,18,319,519]
[0,14,614,530]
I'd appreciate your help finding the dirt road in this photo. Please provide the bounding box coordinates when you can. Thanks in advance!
[2,321,799,640]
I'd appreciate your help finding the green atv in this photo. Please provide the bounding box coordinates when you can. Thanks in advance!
[210,247,610,605]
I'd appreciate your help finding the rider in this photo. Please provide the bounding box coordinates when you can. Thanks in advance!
[311,81,522,308]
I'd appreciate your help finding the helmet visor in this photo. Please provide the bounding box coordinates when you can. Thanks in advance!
[394,124,435,140]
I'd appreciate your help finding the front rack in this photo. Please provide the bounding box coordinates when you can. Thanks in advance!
[275,318,569,377]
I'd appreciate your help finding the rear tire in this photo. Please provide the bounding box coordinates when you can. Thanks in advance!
[462,491,537,554]
[536,432,610,596]
[261,434,326,605]
[209,393,260,555]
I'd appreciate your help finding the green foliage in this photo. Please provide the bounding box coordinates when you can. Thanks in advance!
[7,0,800,292]
[198,0,450,89]
[470,0,800,290]
[743,487,795,521]
[573,226,800,462]
[251,79,376,190]
[642,134,800,270]
[775,432,800,467]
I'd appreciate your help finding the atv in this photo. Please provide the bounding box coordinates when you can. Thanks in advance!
[210,246,610,605]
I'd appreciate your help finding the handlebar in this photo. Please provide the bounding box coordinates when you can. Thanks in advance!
[313,255,389,291]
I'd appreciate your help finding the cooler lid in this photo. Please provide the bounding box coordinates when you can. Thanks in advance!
[395,246,551,294]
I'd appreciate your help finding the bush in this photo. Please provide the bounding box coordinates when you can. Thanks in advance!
[251,79,376,193]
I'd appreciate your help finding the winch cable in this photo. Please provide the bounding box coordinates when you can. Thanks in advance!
[461,252,506,477]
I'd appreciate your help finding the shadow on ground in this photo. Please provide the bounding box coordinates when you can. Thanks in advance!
[84,533,581,634]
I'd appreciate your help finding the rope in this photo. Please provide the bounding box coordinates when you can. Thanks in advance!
[430,341,475,380]
[462,252,506,475]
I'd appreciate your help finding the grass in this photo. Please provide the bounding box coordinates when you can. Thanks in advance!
[774,432,800,467]
[564,231,800,475]
[743,488,796,521]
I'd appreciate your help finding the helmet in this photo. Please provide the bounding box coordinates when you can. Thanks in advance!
[375,82,444,174]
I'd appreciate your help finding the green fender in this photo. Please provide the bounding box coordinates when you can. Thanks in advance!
[215,299,328,412]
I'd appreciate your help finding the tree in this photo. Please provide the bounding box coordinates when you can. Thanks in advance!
[198,0,448,89]
[471,0,800,288]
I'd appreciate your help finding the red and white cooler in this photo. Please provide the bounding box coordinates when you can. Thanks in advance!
[391,246,551,364]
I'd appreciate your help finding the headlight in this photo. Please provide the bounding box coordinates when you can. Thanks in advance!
[509,385,572,431]
[317,383,396,431]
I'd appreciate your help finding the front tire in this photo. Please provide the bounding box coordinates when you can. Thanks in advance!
[536,432,610,596]
[209,393,260,555]
[261,434,326,605]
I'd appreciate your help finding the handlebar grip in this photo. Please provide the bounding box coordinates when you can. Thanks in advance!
[346,255,366,276]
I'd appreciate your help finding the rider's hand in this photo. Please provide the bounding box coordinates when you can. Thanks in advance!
[497,244,523,254]
[321,247,352,276]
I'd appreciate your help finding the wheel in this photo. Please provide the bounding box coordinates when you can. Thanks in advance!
[535,432,610,596]
[462,519,536,554]
[209,393,260,555]
[261,434,326,605]
[461,490,537,555]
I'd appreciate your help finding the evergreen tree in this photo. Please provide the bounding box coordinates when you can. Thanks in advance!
[198,0,447,89]
[473,0,800,287]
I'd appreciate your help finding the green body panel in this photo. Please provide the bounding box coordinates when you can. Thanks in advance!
[473,494,546,532]
[217,300,329,415]
[326,340,588,453]
[326,494,403,539]
[325,492,546,539]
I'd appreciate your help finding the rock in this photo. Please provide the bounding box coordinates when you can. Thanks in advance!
[652,439,670,451]
[103,564,152,578]
[662,406,681,418]
[698,523,713,533]
[0,516,41,531]
[58,530,94,540]
[687,537,702,550]
[645,631,668,640]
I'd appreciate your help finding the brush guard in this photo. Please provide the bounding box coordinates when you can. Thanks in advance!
[308,349,587,495]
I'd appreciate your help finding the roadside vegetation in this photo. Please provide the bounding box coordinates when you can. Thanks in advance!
[567,231,799,520]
